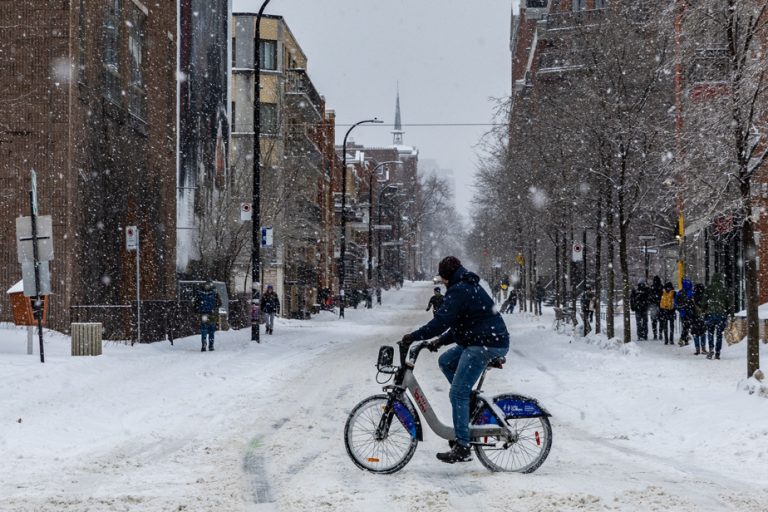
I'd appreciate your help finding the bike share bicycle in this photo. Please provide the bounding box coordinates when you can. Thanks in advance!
[344,338,552,474]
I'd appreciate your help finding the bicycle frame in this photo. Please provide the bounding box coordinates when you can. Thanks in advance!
[380,341,514,442]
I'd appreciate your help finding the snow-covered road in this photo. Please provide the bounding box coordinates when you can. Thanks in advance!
[1,281,766,511]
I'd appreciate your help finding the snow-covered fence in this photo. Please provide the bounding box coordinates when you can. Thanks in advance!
[71,323,102,356]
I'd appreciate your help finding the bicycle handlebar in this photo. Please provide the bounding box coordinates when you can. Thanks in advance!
[397,339,431,366]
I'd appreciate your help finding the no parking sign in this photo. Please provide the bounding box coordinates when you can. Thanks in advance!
[572,242,584,262]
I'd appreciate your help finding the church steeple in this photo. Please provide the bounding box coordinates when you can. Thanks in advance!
[392,85,404,145]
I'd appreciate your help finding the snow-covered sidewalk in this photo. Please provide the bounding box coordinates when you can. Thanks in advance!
[1,281,766,511]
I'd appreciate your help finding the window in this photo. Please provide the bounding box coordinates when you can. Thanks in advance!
[595,0,608,8]
[260,103,278,134]
[127,3,147,119]
[260,40,277,70]
[102,0,121,102]
[231,101,236,131]
[231,37,236,67]
[572,0,586,10]
[78,0,86,83]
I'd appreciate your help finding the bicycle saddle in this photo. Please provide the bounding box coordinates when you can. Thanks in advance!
[488,356,506,369]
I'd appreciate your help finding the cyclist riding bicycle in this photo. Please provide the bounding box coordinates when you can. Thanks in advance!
[401,256,510,464]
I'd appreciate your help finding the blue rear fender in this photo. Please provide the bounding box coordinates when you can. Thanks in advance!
[392,395,423,441]
[475,394,551,424]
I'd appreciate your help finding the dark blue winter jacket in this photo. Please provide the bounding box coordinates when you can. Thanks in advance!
[675,279,694,320]
[409,266,509,349]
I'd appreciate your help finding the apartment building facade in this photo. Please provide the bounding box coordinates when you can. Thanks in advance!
[231,13,337,317]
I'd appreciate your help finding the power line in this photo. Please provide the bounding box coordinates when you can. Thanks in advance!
[334,122,505,127]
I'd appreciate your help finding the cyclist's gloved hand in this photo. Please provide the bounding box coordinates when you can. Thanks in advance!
[401,333,415,345]
[426,340,441,352]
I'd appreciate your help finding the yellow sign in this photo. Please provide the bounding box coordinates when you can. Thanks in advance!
[515,254,525,266]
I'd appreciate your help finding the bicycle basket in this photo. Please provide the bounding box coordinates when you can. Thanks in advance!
[376,345,397,373]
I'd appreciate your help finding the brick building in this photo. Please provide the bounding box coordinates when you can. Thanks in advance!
[0,0,177,337]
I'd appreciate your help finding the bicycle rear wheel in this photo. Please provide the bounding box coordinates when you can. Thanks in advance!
[473,415,551,473]
[344,394,418,474]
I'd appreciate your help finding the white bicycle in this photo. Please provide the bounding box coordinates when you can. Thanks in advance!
[344,340,553,474]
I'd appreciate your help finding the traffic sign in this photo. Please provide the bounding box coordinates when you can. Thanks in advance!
[240,202,252,222]
[22,261,51,297]
[16,215,53,263]
[572,242,584,262]
[641,248,658,254]
[126,226,139,251]
[261,226,273,247]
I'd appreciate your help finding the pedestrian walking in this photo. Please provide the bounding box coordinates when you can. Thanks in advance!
[660,281,676,344]
[261,285,280,335]
[426,286,445,317]
[500,289,518,314]
[195,280,221,352]
[534,279,545,316]
[691,283,708,355]
[705,273,729,360]
[675,279,694,346]
[630,281,650,340]
[649,276,664,340]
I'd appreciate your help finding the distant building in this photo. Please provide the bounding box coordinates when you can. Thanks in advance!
[231,13,336,318]
[0,0,177,337]
[339,89,420,283]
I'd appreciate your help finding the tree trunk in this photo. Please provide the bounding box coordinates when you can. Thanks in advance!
[555,240,561,308]
[741,179,761,377]
[618,154,632,343]
[606,186,615,339]
[595,194,603,335]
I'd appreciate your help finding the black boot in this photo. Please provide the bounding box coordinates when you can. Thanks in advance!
[208,342,214,351]
[715,352,720,359]
[201,343,206,352]
[436,443,472,464]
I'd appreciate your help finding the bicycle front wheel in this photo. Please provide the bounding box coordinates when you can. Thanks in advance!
[344,394,418,474]
[473,413,552,473]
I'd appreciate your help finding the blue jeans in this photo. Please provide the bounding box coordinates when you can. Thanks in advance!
[707,314,726,353]
[438,344,509,447]
[693,334,704,351]
[201,323,216,346]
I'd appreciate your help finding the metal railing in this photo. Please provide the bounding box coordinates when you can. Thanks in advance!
[692,48,730,84]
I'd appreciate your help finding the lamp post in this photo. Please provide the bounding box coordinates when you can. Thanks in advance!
[367,161,402,302]
[339,118,382,318]
[252,0,272,343]
[377,183,400,301]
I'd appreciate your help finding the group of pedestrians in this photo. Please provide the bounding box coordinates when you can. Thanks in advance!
[630,274,729,359]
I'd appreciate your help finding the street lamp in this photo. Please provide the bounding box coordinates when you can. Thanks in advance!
[252,0,272,343]
[339,117,383,318]
[367,161,402,306]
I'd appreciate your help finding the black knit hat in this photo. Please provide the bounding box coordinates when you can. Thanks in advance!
[438,256,462,280]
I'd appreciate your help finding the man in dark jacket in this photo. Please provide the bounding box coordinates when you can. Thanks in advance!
[675,279,694,346]
[630,281,650,340]
[705,273,729,359]
[195,281,221,352]
[650,276,664,340]
[426,287,445,316]
[402,256,509,464]
[261,285,280,335]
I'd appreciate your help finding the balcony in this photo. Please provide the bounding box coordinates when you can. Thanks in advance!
[286,68,323,122]
[538,51,589,75]
[541,9,605,39]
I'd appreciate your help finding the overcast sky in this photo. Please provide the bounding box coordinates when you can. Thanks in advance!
[233,0,516,217]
